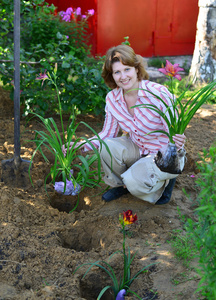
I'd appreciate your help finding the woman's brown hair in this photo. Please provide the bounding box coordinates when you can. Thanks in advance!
[101,45,149,89]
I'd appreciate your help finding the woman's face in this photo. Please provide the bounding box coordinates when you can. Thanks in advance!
[112,61,139,92]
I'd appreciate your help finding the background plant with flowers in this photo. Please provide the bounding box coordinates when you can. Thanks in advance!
[0,0,109,117]
[74,210,155,299]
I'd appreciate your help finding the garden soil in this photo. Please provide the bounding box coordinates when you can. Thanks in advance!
[0,86,216,300]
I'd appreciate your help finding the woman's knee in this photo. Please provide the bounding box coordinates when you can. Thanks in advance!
[99,138,115,157]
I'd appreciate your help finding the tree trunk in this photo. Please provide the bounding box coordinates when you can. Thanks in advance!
[189,0,216,83]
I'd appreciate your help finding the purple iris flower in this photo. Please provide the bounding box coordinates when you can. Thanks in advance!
[54,180,81,195]
[116,289,126,300]
[54,170,81,195]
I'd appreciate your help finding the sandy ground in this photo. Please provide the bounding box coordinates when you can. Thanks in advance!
[0,84,216,300]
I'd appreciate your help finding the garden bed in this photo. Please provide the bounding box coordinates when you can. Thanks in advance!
[0,87,216,299]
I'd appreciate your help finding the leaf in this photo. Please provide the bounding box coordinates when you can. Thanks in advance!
[62,62,71,68]
[97,286,112,300]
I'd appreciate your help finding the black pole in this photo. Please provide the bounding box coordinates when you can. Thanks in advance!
[1,0,31,187]
[14,0,21,165]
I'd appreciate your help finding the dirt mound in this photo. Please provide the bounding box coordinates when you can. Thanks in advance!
[1,86,215,299]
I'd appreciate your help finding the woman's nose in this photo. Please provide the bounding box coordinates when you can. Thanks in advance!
[120,72,126,79]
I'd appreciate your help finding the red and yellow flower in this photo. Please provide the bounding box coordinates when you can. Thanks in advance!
[119,210,137,225]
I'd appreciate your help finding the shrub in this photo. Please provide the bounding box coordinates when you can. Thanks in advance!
[185,145,216,299]
[0,0,109,117]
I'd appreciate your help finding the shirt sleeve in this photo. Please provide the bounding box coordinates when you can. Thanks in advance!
[83,98,120,152]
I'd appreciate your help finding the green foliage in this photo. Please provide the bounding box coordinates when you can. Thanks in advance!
[167,229,197,268]
[0,1,109,116]
[171,272,197,286]
[122,36,131,46]
[165,77,216,104]
[185,145,216,299]
[133,80,216,143]
[148,57,169,68]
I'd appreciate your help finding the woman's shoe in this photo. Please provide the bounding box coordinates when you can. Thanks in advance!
[102,186,129,202]
[155,178,176,205]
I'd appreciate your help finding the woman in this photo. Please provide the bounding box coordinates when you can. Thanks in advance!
[63,45,186,204]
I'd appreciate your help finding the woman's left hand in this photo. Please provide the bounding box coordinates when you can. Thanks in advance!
[172,133,186,150]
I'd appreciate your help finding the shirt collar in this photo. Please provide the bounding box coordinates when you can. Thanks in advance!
[113,81,147,101]
[138,80,148,97]
[113,87,123,102]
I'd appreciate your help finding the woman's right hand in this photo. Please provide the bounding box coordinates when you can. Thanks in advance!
[62,141,84,156]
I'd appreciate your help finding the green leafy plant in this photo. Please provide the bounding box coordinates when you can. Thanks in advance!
[184,145,216,299]
[0,1,109,116]
[132,60,216,143]
[147,56,168,68]
[171,272,197,286]
[167,229,197,268]
[29,65,110,211]
[74,210,156,299]
[122,36,131,46]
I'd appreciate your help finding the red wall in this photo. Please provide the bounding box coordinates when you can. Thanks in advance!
[47,0,199,57]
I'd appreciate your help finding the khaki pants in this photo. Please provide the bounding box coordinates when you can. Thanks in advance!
[100,136,182,204]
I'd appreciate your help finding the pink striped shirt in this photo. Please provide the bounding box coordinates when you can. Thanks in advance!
[84,80,174,155]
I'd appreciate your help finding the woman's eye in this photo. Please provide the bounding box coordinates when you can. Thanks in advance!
[125,68,130,71]
[114,71,119,74]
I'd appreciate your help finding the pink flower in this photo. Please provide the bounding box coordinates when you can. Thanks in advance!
[88,9,95,16]
[158,60,184,81]
[59,7,73,22]
[190,174,195,178]
[75,7,81,15]
[62,14,71,22]
[36,70,48,86]
[65,7,73,15]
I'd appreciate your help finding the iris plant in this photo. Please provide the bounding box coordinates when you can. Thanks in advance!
[31,65,110,211]
[133,60,216,143]
[74,210,154,299]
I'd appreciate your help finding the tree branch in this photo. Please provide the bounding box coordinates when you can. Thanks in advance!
[0,59,42,65]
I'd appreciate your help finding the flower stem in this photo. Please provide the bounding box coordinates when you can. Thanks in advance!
[122,224,127,285]
[52,74,65,145]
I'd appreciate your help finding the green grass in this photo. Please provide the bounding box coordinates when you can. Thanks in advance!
[171,272,198,286]
[148,56,175,68]
[167,229,197,268]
